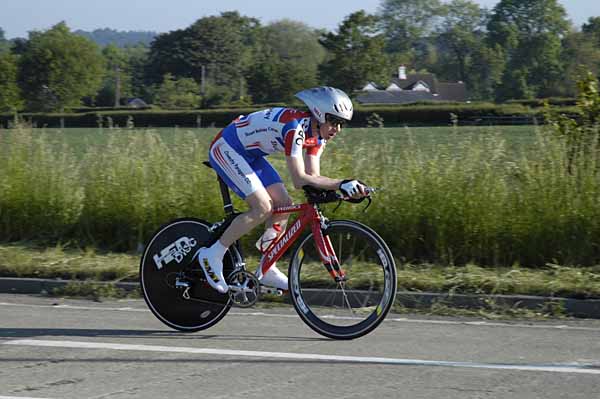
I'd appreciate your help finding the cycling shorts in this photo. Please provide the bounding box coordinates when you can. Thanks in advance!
[208,128,283,199]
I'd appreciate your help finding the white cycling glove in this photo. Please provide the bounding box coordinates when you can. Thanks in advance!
[339,179,363,197]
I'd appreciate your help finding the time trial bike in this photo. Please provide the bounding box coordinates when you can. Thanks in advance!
[139,162,397,339]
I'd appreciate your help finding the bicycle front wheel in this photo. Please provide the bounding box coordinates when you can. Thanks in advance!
[288,220,397,339]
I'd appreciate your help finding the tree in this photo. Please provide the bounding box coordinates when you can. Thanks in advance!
[557,31,600,96]
[435,0,487,83]
[319,11,390,93]
[97,44,130,106]
[487,0,570,100]
[464,43,506,100]
[74,28,157,47]
[94,44,150,106]
[124,44,151,101]
[246,20,325,103]
[0,28,10,54]
[146,12,260,106]
[379,0,444,54]
[9,38,28,56]
[153,73,200,109]
[0,53,23,112]
[582,17,600,48]
[18,22,105,111]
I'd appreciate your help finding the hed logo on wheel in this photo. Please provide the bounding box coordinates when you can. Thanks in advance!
[153,237,197,269]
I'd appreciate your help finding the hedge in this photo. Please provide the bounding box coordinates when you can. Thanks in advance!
[505,97,577,107]
[0,104,580,128]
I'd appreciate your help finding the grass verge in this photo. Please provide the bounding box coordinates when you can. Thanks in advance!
[1,242,598,300]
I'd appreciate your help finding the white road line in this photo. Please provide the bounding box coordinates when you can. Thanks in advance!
[0,302,146,312]
[1,301,599,332]
[4,339,600,375]
[0,396,54,399]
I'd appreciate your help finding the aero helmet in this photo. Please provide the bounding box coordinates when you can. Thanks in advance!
[295,86,353,124]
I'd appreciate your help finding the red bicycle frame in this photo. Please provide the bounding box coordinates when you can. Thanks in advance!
[257,203,344,281]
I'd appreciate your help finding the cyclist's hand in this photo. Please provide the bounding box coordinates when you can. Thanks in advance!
[339,179,368,199]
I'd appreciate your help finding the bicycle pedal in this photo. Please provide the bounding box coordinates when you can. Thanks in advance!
[260,286,284,296]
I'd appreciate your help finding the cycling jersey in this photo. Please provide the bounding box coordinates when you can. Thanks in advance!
[208,107,325,199]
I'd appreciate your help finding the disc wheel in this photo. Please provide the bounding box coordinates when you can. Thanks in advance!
[140,218,238,332]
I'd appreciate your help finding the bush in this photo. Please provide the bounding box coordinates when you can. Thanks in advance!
[506,98,577,107]
[543,72,600,173]
[154,74,201,109]
[0,103,541,128]
[366,112,384,128]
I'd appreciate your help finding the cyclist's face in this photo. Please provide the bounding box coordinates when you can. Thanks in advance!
[320,121,342,140]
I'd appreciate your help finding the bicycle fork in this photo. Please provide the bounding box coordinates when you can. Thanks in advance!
[312,221,346,282]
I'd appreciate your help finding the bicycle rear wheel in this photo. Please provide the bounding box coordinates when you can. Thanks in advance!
[288,220,397,339]
[140,218,237,332]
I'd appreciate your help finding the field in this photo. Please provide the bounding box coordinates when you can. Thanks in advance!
[1,124,599,267]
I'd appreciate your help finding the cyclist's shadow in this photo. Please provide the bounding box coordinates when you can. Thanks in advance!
[0,328,328,341]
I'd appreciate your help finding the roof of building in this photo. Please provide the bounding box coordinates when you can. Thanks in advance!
[355,91,438,104]
[391,74,440,92]
[356,71,467,104]
[437,82,467,102]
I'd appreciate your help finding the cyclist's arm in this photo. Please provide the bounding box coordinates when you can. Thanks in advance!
[286,155,341,190]
[284,123,341,190]
[304,144,325,176]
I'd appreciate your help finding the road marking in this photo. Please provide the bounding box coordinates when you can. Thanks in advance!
[0,302,600,334]
[0,302,146,312]
[4,339,600,375]
[0,396,54,399]
[1,301,599,332]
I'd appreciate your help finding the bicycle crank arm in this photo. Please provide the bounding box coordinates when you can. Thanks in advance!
[259,286,284,296]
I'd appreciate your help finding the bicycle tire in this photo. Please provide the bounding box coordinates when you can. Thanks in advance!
[288,220,397,340]
[140,218,237,332]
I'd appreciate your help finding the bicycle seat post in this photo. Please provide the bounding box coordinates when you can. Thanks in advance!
[203,161,235,215]
[202,160,244,264]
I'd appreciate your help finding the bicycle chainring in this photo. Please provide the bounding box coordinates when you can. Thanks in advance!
[227,270,260,308]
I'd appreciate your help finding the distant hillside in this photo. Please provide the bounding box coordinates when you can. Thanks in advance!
[74,28,158,47]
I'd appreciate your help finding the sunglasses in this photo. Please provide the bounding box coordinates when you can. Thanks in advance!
[325,114,347,127]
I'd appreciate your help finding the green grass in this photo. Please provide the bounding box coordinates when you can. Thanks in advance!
[51,281,140,301]
[397,263,600,299]
[0,242,138,281]
[1,243,598,299]
[1,124,600,267]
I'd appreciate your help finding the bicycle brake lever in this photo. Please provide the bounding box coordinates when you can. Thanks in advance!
[333,198,343,213]
[363,196,372,212]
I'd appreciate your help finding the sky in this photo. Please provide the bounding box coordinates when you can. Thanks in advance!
[2,0,599,39]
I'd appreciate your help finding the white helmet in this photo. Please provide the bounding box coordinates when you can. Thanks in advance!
[295,86,353,124]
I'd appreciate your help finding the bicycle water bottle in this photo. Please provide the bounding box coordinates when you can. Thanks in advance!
[256,223,282,253]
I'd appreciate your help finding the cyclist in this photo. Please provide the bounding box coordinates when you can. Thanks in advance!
[197,86,368,293]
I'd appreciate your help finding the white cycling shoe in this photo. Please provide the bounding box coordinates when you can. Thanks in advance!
[258,264,288,291]
[196,247,229,294]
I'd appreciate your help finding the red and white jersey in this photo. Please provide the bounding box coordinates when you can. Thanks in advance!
[220,107,325,159]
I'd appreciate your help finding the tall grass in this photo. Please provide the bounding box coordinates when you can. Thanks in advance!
[77,129,225,249]
[325,126,600,266]
[0,129,82,240]
[0,124,599,266]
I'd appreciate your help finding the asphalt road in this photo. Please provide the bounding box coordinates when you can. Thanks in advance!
[0,293,599,399]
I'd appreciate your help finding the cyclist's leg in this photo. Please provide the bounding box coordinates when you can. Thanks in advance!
[251,157,293,232]
[218,189,273,247]
[208,138,275,248]
[264,182,292,234]
[202,138,274,292]
[249,158,292,289]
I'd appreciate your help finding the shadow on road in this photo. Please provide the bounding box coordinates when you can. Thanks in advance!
[0,357,383,365]
[0,328,327,342]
